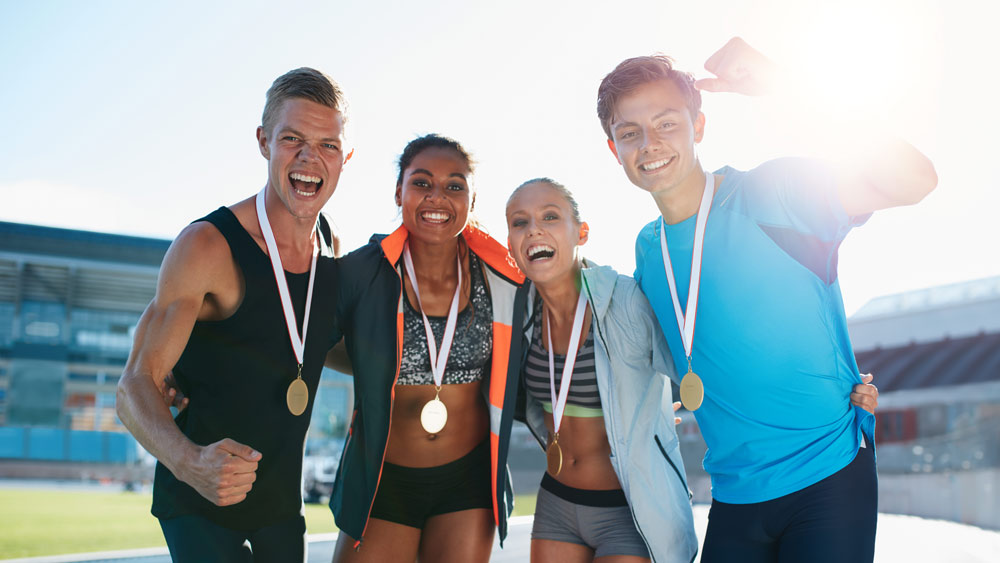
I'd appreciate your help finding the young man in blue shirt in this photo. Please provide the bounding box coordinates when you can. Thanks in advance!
[598,37,936,562]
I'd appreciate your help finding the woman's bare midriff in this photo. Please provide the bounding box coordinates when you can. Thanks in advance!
[544,412,622,490]
[385,381,490,467]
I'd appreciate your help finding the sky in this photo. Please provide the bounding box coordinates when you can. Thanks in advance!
[1,0,997,315]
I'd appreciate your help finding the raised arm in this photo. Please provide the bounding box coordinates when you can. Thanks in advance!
[696,37,937,216]
[116,222,261,506]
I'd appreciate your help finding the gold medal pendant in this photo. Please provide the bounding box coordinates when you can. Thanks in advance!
[660,173,714,415]
[256,192,320,420]
[420,390,448,434]
[286,377,309,416]
[403,245,460,436]
[546,434,563,476]
[679,369,704,411]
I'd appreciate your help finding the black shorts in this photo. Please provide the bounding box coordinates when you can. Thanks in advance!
[702,437,878,563]
[159,513,306,563]
[369,440,492,529]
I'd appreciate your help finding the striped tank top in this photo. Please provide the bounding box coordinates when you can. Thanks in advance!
[523,300,603,417]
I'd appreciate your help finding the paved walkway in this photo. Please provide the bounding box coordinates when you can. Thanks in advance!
[3,507,999,562]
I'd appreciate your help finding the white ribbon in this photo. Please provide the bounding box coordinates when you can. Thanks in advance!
[402,243,462,389]
[659,172,714,361]
[255,188,318,368]
[547,290,589,435]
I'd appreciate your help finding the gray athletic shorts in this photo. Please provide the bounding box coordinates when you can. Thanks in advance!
[531,473,650,559]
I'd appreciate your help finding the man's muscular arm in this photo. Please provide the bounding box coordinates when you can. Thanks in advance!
[116,222,261,507]
[696,37,937,216]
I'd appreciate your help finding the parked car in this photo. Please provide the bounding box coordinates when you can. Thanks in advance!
[302,455,338,504]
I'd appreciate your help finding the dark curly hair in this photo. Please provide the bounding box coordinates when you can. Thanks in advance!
[396,134,476,186]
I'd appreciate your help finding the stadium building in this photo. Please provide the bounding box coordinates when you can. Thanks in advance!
[850,276,1000,529]
[0,221,352,482]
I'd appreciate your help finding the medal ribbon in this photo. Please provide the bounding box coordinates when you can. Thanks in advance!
[547,290,589,437]
[402,243,462,390]
[255,188,319,371]
[659,172,714,363]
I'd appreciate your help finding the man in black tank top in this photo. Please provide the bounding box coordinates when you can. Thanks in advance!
[116,68,352,562]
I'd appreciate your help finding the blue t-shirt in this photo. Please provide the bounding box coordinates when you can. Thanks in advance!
[634,158,876,504]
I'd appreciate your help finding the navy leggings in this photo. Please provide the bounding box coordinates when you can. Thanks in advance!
[701,439,877,563]
[159,513,306,563]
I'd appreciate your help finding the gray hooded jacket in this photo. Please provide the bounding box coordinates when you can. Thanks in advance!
[514,261,699,563]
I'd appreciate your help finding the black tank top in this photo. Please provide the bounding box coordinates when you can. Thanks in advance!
[151,207,340,530]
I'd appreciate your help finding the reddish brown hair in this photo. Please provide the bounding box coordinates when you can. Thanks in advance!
[596,55,700,139]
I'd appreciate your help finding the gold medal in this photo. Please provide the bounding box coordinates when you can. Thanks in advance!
[286,377,309,416]
[546,434,563,476]
[256,191,320,420]
[660,173,714,416]
[543,294,588,480]
[679,369,704,411]
[403,244,461,436]
[420,396,448,434]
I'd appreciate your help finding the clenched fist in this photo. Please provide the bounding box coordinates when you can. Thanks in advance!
[180,438,262,506]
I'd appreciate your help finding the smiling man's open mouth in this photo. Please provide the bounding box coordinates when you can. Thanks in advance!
[290,172,322,196]
[639,157,674,172]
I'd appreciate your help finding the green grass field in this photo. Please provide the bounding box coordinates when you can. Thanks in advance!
[0,488,536,559]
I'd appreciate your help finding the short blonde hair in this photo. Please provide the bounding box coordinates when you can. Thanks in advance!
[261,67,347,134]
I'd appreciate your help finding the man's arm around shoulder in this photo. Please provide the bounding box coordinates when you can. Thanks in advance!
[116,221,261,507]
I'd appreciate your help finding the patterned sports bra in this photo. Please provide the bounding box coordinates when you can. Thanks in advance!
[397,253,492,385]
